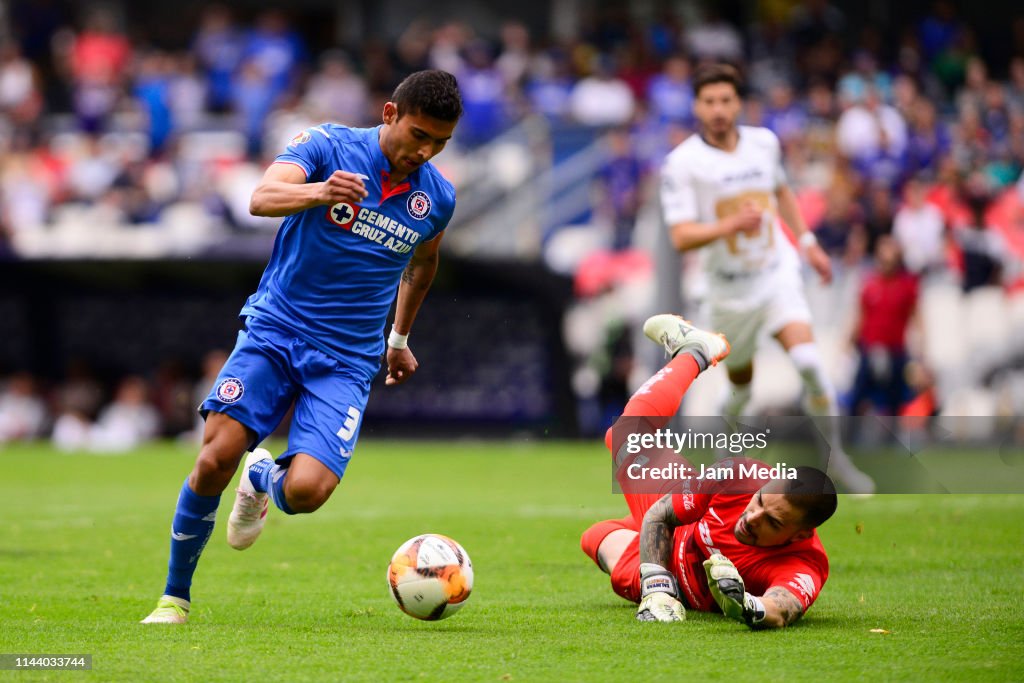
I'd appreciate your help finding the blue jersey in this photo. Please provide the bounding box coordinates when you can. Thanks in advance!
[241,123,456,380]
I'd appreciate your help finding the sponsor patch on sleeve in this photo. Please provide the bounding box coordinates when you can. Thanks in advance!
[216,378,245,403]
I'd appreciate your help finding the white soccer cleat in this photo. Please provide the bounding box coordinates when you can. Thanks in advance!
[140,595,190,624]
[643,314,731,367]
[227,448,272,550]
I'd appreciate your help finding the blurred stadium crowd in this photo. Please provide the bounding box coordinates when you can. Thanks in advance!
[1,1,1023,446]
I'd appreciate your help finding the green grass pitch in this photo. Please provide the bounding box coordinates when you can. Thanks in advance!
[1,441,1022,682]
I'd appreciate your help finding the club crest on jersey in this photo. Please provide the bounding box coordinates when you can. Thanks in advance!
[290,130,311,146]
[327,202,358,229]
[216,378,244,403]
[407,191,431,220]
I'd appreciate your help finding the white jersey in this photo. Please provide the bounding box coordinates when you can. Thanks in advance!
[660,125,800,305]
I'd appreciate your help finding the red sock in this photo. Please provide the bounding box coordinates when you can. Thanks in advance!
[624,353,700,418]
[604,354,701,451]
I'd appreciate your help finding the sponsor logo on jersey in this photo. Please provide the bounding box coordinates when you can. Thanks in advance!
[339,206,423,255]
[698,520,721,557]
[788,573,815,601]
[721,167,764,183]
[290,130,312,146]
[216,378,244,403]
[677,537,702,607]
[407,191,431,220]
[327,202,358,229]
[707,506,724,525]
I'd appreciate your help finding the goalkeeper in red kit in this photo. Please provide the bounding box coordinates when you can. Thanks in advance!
[581,314,837,628]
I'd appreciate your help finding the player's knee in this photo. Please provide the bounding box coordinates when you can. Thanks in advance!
[284,477,337,513]
[581,523,605,564]
[727,364,753,386]
[192,413,252,490]
[582,520,634,573]
[192,445,244,492]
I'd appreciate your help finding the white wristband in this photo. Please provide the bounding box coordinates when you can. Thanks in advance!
[388,326,409,350]
[639,563,670,577]
[639,563,679,598]
[744,593,766,625]
[798,231,818,251]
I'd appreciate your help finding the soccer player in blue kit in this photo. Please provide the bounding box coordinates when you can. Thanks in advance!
[142,70,463,624]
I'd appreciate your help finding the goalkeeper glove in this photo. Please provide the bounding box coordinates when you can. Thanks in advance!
[702,554,766,627]
[636,563,685,622]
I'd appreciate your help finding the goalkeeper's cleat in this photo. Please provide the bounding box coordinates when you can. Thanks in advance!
[643,314,731,367]
[227,448,272,550]
[140,595,189,624]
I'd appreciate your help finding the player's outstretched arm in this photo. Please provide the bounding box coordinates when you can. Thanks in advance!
[703,554,804,629]
[250,163,368,217]
[759,586,805,629]
[639,494,679,568]
[386,232,444,386]
[636,495,686,622]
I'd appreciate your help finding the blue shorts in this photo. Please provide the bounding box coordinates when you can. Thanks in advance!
[200,318,374,480]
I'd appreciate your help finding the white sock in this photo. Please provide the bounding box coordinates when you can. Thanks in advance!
[788,342,845,453]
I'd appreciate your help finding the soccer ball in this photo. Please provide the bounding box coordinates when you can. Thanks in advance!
[387,534,473,620]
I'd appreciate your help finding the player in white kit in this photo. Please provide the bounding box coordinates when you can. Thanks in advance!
[658,63,874,494]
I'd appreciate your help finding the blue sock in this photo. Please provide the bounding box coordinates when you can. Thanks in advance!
[245,456,294,516]
[267,464,295,515]
[247,458,276,493]
[163,479,220,602]
[247,457,295,514]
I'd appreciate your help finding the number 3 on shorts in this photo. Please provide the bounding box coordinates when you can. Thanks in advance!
[336,406,362,442]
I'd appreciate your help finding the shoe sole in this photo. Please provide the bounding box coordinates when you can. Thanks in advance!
[644,314,731,365]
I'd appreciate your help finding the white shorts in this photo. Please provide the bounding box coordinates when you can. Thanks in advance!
[708,273,812,369]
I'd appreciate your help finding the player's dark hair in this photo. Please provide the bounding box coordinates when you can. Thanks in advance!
[392,70,463,122]
[693,63,743,98]
[779,467,838,528]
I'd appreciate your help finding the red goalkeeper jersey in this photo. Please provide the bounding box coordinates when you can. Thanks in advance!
[669,489,829,612]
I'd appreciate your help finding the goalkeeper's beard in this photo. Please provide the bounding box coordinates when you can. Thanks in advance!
[734,515,756,545]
